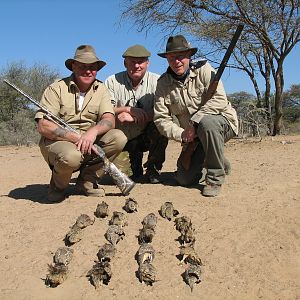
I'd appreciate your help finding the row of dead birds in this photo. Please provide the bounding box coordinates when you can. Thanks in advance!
[86,198,138,289]
[45,199,202,291]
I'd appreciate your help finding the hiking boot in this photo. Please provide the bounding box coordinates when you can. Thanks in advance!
[76,180,105,197]
[202,182,221,197]
[145,168,161,184]
[48,186,65,203]
[224,157,231,175]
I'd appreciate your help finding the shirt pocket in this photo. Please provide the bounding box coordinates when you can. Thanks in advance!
[164,94,182,116]
[86,105,99,122]
[59,105,75,122]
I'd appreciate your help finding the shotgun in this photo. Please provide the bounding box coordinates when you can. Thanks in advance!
[4,79,135,195]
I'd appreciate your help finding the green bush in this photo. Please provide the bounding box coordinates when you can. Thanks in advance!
[0,110,39,146]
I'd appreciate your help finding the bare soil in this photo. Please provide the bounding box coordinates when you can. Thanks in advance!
[0,135,299,300]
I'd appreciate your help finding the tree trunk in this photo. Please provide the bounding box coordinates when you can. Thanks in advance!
[272,62,284,136]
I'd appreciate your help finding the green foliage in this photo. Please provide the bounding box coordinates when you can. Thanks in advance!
[282,84,300,123]
[0,109,40,146]
[0,61,59,145]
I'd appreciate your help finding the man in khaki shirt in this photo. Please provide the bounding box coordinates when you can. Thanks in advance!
[105,45,168,183]
[154,35,238,197]
[35,45,127,202]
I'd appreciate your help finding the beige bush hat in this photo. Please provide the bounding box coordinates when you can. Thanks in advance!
[158,35,197,58]
[122,44,151,58]
[65,45,106,71]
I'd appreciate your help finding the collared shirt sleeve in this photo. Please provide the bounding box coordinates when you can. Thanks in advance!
[34,80,62,120]
[104,75,117,107]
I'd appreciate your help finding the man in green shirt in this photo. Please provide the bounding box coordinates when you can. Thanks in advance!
[105,45,168,183]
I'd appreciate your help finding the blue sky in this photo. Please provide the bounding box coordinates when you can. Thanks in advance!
[1,0,299,94]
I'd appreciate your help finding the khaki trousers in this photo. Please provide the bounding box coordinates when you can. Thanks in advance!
[39,129,127,190]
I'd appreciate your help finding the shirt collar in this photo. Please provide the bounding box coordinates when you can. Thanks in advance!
[68,74,99,93]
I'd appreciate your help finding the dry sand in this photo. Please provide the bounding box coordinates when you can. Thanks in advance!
[0,135,299,300]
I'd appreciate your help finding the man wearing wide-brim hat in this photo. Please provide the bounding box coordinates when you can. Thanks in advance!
[35,45,127,202]
[154,35,238,197]
[105,44,168,184]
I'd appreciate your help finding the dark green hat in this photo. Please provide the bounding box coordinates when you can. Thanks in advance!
[158,35,198,58]
[122,44,151,58]
[65,45,106,71]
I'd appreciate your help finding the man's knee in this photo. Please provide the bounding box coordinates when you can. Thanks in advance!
[197,115,220,133]
[55,149,82,171]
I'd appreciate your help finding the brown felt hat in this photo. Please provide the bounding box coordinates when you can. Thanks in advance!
[122,44,151,58]
[158,35,198,58]
[65,45,106,71]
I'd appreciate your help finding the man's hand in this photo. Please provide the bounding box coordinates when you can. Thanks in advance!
[76,127,98,154]
[117,111,136,123]
[128,107,148,124]
[181,122,196,143]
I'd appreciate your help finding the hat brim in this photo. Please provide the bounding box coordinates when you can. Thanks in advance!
[157,47,198,58]
[65,58,106,71]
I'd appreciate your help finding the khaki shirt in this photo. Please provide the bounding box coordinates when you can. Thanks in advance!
[154,62,238,142]
[105,71,159,140]
[35,75,114,133]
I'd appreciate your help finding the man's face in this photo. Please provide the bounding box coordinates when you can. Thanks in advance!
[165,51,192,76]
[71,61,98,87]
[124,57,149,82]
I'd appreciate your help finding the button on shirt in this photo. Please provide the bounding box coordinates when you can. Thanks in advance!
[105,71,159,140]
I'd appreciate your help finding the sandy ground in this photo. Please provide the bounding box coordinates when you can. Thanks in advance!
[0,135,299,300]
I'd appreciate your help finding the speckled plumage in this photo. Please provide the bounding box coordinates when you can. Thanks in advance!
[105,225,125,245]
[87,261,112,288]
[159,202,179,221]
[95,201,109,218]
[109,211,128,227]
[138,262,157,286]
[97,243,117,262]
[123,197,138,213]
[183,264,201,291]
[53,247,74,266]
[137,243,155,265]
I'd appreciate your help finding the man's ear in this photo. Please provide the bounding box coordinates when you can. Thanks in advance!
[123,59,127,69]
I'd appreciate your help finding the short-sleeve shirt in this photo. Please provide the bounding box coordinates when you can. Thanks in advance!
[35,75,114,134]
[105,71,159,140]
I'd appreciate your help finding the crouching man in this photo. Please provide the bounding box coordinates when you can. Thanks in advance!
[35,45,127,202]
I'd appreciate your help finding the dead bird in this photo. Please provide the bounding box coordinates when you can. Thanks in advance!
[74,214,95,229]
[95,201,109,218]
[45,263,68,288]
[53,247,74,266]
[137,243,155,265]
[179,225,196,246]
[97,243,117,262]
[109,211,128,227]
[123,197,138,213]
[138,262,157,286]
[142,213,157,229]
[174,216,192,234]
[179,245,202,266]
[65,224,83,245]
[105,225,125,246]
[138,226,155,244]
[183,263,201,292]
[87,261,112,289]
[159,201,179,221]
